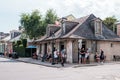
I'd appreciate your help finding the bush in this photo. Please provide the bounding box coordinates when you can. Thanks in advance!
[14,45,25,57]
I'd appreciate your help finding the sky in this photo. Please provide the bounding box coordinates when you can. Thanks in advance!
[1,0,120,33]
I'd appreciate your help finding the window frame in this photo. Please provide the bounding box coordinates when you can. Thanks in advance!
[94,19,102,35]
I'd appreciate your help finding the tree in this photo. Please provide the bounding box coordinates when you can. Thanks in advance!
[22,39,27,48]
[43,9,58,34]
[20,10,43,39]
[17,40,22,47]
[103,16,118,32]
[20,9,58,39]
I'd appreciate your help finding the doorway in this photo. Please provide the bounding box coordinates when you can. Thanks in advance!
[81,40,86,49]
[60,42,64,51]
[44,43,47,54]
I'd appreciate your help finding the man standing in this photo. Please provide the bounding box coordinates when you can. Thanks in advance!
[61,49,66,67]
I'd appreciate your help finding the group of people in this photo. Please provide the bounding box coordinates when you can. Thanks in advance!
[94,49,105,63]
[41,49,67,66]
[34,48,105,66]
[79,48,105,64]
[79,48,90,64]
[53,49,67,66]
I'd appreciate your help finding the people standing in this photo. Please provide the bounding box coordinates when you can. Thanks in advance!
[80,48,86,64]
[54,49,58,64]
[85,48,90,64]
[61,49,66,67]
[100,49,105,63]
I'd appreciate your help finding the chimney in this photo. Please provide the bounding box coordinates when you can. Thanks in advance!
[116,22,120,37]
[61,17,67,35]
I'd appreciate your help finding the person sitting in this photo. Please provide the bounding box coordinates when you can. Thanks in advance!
[100,49,105,63]
[94,52,100,63]
[48,54,52,63]
[33,52,38,59]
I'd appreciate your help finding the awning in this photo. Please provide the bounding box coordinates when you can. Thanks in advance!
[27,45,36,48]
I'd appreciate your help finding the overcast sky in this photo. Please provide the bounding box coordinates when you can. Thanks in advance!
[1,0,120,33]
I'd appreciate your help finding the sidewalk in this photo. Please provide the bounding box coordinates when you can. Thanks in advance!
[3,57,118,68]
[16,58,74,68]
[16,58,110,68]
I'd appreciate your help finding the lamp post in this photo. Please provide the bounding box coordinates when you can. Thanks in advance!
[51,32,55,65]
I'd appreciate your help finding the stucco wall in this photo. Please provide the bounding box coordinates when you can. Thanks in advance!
[66,40,73,63]
[72,40,78,63]
[47,43,52,55]
[98,41,120,61]
[86,40,95,61]
[41,44,45,55]
[86,40,120,62]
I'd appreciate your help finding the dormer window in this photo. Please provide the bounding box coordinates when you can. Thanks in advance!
[94,19,102,35]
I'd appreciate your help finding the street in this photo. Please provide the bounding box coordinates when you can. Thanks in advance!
[0,57,120,80]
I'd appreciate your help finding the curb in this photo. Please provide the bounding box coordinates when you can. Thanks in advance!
[2,57,120,68]
[16,59,62,68]
[16,59,100,68]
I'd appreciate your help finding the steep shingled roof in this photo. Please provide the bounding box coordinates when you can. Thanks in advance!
[69,14,119,40]
[36,14,120,42]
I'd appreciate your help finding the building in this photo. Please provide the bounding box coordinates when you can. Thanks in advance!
[0,29,22,55]
[34,14,120,63]
[116,22,120,37]
[0,32,10,54]
[10,30,21,39]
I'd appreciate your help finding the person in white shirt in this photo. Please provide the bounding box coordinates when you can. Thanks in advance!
[54,49,58,64]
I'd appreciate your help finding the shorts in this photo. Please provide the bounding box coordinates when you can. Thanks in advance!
[81,54,85,58]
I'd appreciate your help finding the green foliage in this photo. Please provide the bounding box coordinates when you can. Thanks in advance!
[22,39,27,48]
[44,9,57,24]
[103,16,118,32]
[14,45,25,57]
[42,9,58,34]
[12,42,15,46]
[20,9,58,39]
[12,42,16,52]
[20,10,42,39]
[20,33,28,40]
[17,40,22,47]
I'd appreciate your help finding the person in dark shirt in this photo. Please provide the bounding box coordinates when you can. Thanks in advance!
[80,48,86,64]
[100,49,105,63]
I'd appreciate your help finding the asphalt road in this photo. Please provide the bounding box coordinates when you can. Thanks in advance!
[0,57,120,80]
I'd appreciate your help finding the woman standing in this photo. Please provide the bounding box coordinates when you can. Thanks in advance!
[80,48,86,64]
